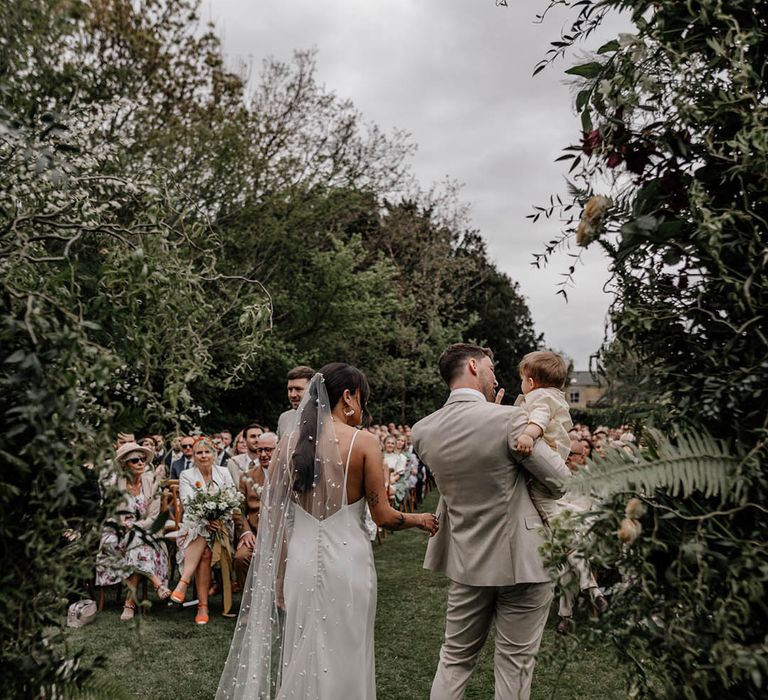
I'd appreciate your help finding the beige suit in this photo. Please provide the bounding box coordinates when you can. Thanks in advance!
[412,391,571,700]
[233,465,267,586]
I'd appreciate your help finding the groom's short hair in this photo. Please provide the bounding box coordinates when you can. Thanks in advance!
[439,343,494,385]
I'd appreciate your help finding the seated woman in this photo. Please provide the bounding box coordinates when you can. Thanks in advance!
[383,435,408,506]
[170,435,236,625]
[95,442,171,622]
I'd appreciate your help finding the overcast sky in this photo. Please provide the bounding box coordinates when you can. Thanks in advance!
[203,0,622,370]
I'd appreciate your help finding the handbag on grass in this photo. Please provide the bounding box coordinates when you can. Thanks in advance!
[67,599,97,628]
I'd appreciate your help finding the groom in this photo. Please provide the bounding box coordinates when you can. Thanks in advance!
[412,343,571,700]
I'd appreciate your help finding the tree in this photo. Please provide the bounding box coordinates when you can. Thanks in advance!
[529,1,768,697]
[0,1,268,695]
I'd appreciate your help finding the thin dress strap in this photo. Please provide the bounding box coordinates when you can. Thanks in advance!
[342,429,360,501]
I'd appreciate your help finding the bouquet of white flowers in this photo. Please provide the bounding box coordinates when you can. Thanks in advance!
[183,485,244,524]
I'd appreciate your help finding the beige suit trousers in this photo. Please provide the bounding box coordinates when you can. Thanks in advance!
[431,580,553,700]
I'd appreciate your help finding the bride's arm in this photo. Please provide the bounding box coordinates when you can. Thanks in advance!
[360,433,438,535]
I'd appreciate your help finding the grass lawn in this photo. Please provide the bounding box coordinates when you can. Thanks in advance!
[69,491,627,699]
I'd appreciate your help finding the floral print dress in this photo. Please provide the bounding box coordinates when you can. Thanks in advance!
[96,489,169,587]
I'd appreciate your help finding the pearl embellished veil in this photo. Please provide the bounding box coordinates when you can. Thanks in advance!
[215,373,347,699]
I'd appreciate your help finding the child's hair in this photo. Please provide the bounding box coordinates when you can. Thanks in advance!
[518,350,568,389]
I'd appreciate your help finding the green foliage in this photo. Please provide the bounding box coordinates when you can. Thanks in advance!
[2,2,540,695]
[530,0,768,697]
[569,429,740,499]
[0,1,268,696]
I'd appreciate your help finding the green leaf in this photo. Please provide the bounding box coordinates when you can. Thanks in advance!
[565,62,603,79]
[597,39,620,54]
[576,89,591,112]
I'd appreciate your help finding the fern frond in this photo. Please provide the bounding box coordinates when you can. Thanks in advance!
[63,674,132,700]
[569,428,739,499]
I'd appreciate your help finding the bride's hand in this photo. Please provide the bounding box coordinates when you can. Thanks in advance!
[419,513,439,536]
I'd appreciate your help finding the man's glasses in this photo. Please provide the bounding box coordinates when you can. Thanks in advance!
[255,447,275,455]
[181,443,194,449]
[125,457,145,465]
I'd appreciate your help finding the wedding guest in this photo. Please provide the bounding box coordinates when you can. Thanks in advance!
[139,436,165,480]
[580,437,594,460]
[226,423,263,487]
[113,432,135,450]
[276,365,315,438]
[170,436,195,479]
[232,431,247,456]
[383,435,408,505]
[233,432,277,588]
[139,436,157,458]
[170,436,236,625]
[95,442,170,622]
[216,429,234,466]
[593,427,609,455]
[163,436,182,473]
[556,439,609,633]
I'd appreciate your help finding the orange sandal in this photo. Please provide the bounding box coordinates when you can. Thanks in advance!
[194,604,209,625]
[170,578,190,605]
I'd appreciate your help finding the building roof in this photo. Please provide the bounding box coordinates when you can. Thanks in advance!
[569,370,601,387]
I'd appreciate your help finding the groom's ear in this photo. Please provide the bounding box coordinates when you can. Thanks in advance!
[467,358,478,376]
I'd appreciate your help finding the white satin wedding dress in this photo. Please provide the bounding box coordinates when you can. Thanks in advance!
[279,431,377,698]
[216,382,378,700]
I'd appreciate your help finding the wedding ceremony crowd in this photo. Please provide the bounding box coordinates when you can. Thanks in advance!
[83,359,635,637]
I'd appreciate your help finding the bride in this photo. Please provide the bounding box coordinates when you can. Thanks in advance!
[216,363,439,699]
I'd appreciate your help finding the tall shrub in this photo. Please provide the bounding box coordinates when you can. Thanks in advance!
[529,1,768,697]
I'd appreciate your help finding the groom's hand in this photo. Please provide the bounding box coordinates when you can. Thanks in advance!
[494,388,505,404]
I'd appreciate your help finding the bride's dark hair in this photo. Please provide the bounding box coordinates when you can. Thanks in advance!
[292,362,371,493]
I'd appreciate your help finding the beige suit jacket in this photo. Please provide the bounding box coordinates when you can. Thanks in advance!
[234,466,267,539]
[412,392,571,587]
[226,453,256,490]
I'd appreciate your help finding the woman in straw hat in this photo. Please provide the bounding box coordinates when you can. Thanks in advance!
[95,441,171,621]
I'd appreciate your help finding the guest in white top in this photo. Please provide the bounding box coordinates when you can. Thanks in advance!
[169,436,235,625]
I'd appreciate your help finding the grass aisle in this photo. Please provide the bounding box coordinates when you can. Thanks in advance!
[70,491,625,699]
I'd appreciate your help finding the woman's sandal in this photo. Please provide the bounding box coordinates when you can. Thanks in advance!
[155,582,172,601]
[120,600,136,622]
[169,578,190,605]
[194,604,209,626]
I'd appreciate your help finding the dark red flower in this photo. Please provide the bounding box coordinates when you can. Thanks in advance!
[582,129,601,156]
[606,151,623,168]
[624,144,651,175]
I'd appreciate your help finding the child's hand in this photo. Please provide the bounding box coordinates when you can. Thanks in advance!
[515,434,535,454]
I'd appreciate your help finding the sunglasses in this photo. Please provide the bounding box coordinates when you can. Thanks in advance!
[181,444,194,449]
[125,457,145,465]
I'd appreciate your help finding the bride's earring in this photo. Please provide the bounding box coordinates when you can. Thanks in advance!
[343,406,355,416]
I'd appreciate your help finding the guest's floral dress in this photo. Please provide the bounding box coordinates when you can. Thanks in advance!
[95,489,169,587]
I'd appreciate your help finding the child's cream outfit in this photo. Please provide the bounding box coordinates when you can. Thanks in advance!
[514,387,573,522]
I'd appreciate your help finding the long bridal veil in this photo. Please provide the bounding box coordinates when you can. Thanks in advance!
[215,373,346,699]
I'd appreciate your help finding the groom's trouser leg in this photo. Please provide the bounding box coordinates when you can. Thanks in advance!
[493,582,553,700]
[430,582,495,700]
